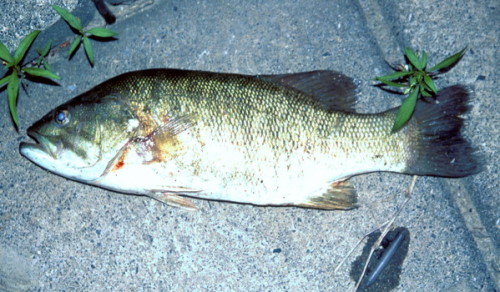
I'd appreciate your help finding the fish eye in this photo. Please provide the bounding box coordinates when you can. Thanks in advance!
[54,109,70,126]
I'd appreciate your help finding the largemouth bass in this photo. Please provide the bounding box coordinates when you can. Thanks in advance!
[19,69,481,210]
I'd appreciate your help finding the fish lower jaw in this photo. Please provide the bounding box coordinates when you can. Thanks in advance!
[20,143,111,184]
[20,141,52,164]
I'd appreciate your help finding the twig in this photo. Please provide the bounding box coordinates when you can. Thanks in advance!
[334,220,391,274]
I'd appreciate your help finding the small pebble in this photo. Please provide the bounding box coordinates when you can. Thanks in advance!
[67,84,77,92]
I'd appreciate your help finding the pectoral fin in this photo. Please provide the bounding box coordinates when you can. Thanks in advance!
[138,115,193,164]
[148,192,199,211]
[299,181,358,210]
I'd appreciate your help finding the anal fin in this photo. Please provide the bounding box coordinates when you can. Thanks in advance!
[148,192,199,211]
[299,181,358,210]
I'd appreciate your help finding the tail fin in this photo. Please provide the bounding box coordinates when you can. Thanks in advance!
[406,85,482,177]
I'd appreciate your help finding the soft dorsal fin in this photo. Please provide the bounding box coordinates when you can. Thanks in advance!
[257,70,357,112]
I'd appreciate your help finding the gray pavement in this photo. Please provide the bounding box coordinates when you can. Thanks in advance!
[0,0,498,291]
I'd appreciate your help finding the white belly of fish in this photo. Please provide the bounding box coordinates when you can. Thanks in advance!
[92,136,402,206]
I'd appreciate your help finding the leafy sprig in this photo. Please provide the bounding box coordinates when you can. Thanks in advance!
[375,47,466,132]
[0,31,60,128]
[36,40,53,71]
[52,5,118,66]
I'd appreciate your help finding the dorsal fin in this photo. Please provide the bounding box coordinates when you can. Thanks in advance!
[257,70,357,112]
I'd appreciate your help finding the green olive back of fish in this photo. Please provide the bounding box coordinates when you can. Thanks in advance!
[20,69,481,210]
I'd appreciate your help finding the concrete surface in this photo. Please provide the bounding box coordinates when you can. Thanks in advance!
[0,0,498,291]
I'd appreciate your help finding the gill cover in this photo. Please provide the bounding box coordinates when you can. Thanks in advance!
[20,93,137,182]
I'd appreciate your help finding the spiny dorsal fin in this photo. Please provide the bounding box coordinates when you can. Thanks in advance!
[298,180,358,210]
[257,70,357,112]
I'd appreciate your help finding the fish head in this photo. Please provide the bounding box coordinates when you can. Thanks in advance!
[20,92,137,183]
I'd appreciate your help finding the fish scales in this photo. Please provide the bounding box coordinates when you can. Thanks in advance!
[111,71,409,192]
[111,71,411,168]
[19,69,481,210]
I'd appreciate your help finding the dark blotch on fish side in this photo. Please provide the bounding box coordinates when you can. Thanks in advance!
[350,227,410,292]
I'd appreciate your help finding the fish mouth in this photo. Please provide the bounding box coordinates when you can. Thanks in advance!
[19,131,57,160]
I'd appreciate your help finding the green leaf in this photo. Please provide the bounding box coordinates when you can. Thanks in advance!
[408,76,417,88]
[428,47,466,72]
[420,51,428,69]
[40,40,52,56]
[7,74,20,127]
[82,37,94,65]
[23,67,60,80]
[376,79,407,88]
[0,42,14,64]
[419,84,429,94]
[423,75,438,93]
[415,71,424,84]
[421,80,432,92]
[13,30,40,65]
[392,87,419,132]
[68,35,82,57]
[0,74,11,88]
[375,71,412,81]
[405,48,423,70]
[420,88,432,97]
[86,27,118,38]
[52,5,83,31]
[42,59,52,71]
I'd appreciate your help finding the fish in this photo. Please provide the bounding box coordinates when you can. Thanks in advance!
[19,69,482,210]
